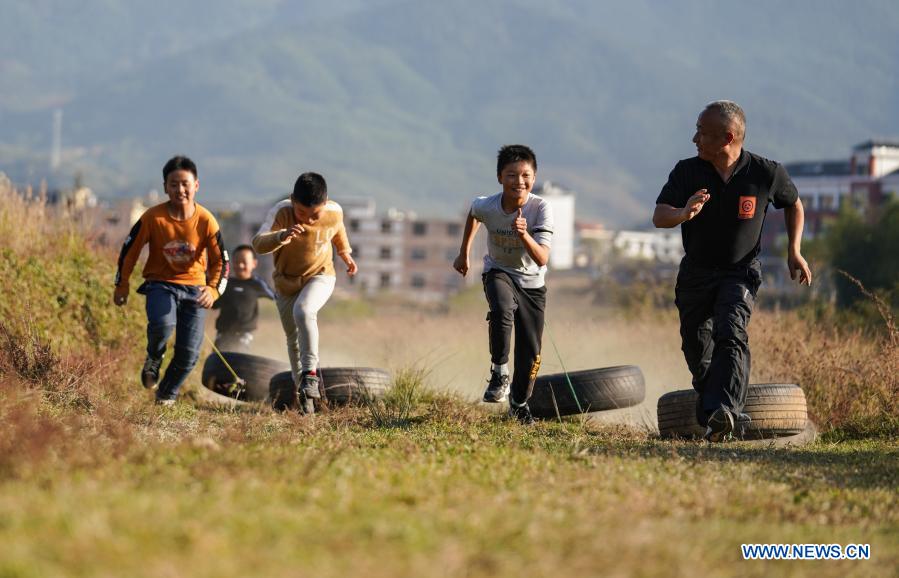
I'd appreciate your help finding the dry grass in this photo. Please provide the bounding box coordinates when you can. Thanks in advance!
[752,290,898,438]
[1,354,896,577]
[246,276,897,437]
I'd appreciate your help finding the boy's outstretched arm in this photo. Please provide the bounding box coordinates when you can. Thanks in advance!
[339,252,358,277]
[113,218,149,306]
[512,208,550,267]
[332,218,357,276]
[252,201,292,255]
[453,210,480,276]
[198,227,229,309]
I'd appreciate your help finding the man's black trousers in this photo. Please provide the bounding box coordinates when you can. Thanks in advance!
[675,258,761,426]
[482,270,546,406]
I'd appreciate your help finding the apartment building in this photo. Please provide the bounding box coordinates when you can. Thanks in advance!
[783,140,899,237]
[402,217,485,301]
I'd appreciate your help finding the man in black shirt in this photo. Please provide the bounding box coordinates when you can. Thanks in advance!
[213,245,275,352]
[653,100,812,442]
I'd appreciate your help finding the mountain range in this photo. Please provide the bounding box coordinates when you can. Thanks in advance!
[3,0,898,226]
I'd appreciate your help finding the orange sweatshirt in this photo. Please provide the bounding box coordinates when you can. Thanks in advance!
[252,199,351,297]
[115,202,229,299]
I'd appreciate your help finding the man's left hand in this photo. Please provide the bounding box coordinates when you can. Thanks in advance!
[196,286,216,308]
[788,252,812,286]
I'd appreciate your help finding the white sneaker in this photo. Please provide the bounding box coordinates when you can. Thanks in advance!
[483,371,510,403]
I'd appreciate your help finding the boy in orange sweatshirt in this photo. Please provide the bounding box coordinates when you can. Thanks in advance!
[114,155,229,405]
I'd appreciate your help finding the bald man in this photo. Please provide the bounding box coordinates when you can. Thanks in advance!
[653,100,812,442]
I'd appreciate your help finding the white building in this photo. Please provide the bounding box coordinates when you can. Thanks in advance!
[612,230,683,264]
[534,181,575,270]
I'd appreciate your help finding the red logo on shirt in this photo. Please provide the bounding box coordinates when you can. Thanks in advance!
[162,240,197,265]
[738,196,756,220]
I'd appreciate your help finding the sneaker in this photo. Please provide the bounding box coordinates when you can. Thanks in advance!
[141,355,163,390]
[483,371,510,403]
[301,371,321,400]
[509,403,536,425]
[155,398,176,407]
[704,407,735,442]
[299,371,320,415]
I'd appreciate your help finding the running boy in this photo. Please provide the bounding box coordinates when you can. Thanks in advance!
[252,172,357,414]
[212,245,275,352]
[453,144,554,424]
[113,155,229,405]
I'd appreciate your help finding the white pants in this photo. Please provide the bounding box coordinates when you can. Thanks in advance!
[276,275,336,383]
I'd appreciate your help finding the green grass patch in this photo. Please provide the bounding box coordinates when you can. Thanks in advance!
[0,396,896,577]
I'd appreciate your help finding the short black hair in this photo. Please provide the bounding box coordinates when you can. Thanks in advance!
[291,172,328,207]
[233,244,256,258]
[497,144,537,176]
[162,155,198,181]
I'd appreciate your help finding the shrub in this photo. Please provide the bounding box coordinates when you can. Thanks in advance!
[0,175,144,353]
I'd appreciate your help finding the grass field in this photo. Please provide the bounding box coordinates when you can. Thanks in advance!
[0,182,896,577]
[1,385,896,577]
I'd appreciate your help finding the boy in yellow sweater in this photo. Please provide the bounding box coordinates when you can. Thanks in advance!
[253,172,357,413]
[113,155,229,405]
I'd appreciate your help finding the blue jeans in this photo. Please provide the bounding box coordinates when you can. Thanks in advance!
[139,281,207,401]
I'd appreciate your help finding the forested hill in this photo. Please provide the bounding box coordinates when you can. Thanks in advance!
[3,0,898,225]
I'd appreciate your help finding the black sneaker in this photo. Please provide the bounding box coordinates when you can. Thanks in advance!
[704,407,735,442]
[483,371,510,403]
[509,403,536,425]
[141,355,163,390]
[301,372,321,400]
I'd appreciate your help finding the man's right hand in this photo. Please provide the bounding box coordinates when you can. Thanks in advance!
[280,224,306,243]
[453,253,469,276]
[113,286,128,307]
[681,189,710,222]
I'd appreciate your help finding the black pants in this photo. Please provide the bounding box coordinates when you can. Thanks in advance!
[483,270,546,406]
[675,258,761,426]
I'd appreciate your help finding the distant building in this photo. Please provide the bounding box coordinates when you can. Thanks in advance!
[402,217,483,301]
[341,198,405,295]
[534,181,575,270]
[329,198,487,300]
[783,140,899,238]
[612,230,683,264]
[577,221,683,268]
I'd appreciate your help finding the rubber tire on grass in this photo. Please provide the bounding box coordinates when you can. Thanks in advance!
[268,367,392,410]
[201,352,290,402]
[741,420,817,448]
[192,382,254,410]
[657,383,808,440]
[528,365,645,419]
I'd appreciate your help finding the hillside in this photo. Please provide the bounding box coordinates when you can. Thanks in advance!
[3,0,899,225]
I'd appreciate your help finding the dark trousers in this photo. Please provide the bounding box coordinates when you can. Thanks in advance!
[482,270,546,406]
[139,281,207,401]
[675,259,761,426]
